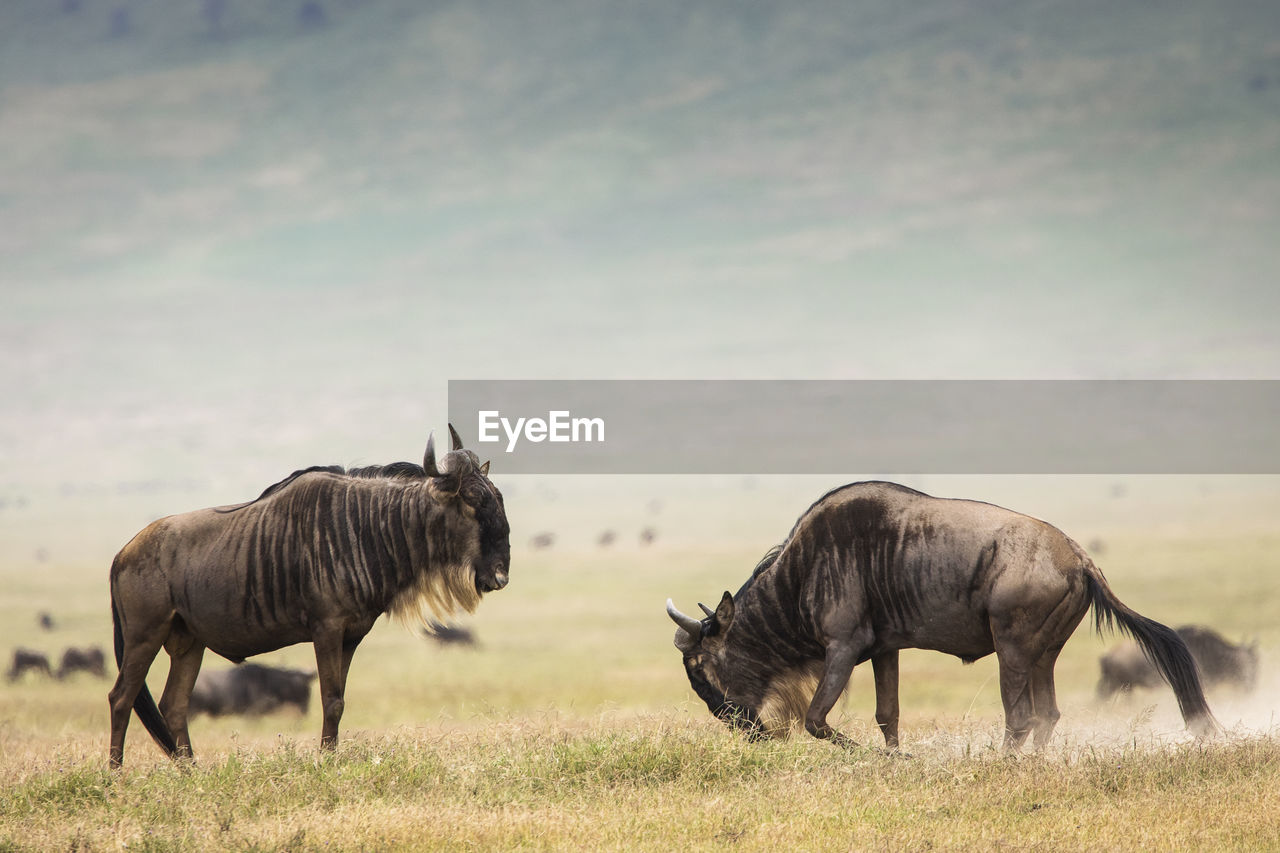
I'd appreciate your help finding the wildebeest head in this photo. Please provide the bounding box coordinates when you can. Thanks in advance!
[666,592,764,736]
[425,426,510,595]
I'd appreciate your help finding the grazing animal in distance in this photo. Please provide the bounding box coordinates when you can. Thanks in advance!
[108,428,510,768]
[529,532,555,550]
[668,481,1217,752]
[7,649,53,682]
[1098,625,1259,699]
[57,646,108,679]
[189,663,316,717]
[422,620,479,648]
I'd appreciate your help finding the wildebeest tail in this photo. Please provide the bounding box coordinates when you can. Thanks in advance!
[111,594,178,757]
[1083,562,1218,736]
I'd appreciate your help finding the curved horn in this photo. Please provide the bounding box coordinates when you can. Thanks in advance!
[424,432,442,477]
[666,599,704,638]
[448,423,464,451]
[698,603,715,619]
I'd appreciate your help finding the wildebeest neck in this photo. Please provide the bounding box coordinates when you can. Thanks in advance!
[731,546,826,671]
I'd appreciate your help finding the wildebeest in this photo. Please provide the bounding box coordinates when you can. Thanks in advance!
[57,646,107,679]
[7,649,52,682]
[108,428,510,768]
[189,663,316,717]
[667,482,1217,752]
[421,620,479,648]
[1097,625,1259,699]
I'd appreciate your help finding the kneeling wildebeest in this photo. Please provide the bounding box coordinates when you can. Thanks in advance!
[57,645,107,679]
[189,663,316,717]
[668,482,1217,752]
[108,428,510,768]
[1097,625,1258,699]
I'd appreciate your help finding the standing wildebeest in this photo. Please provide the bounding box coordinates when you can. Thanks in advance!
[1097,625,1259,699]
[668,482,1217,751]
[108,428,510,768]
[57,646,107,679]
[188,663,316,717]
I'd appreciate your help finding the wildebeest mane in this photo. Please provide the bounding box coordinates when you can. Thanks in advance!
[205,460,483,633]
[737,544,784,596]
[217,461,428,513]
[737,482,931,596]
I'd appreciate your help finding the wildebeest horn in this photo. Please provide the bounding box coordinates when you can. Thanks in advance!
[666,599,703,638]
[424,432,442,477]
[698,603,715,619]
[448,423,464,451]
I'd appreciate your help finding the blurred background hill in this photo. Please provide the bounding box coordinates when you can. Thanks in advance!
[2,0,1278,562]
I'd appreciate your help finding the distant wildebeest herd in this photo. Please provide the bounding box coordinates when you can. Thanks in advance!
[85,430,1259,768]
[8,645,107,681]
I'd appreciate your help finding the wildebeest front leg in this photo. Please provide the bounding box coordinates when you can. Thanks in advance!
[805,643,860,748]
[313,625,359,751]
[871,650,900,750]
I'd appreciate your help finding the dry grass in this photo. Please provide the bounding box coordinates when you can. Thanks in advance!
[1,718,1278,852]
[2,518,1279,851]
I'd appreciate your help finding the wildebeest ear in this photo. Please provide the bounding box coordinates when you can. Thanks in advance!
[714,591,735,629]
[448,423,464,451]
[430,471,462,498]
[479,460,490,477]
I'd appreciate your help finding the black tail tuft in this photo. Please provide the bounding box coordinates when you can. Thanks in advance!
[110,595,178,757]
[1086,569,1218,736]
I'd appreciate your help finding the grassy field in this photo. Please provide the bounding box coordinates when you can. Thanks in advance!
[3,0,1280,848]
[3,516,1278,851]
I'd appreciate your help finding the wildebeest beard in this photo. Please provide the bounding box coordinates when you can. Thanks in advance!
[685,665,764,737]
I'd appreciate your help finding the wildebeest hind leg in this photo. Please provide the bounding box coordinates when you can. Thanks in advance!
[1029,645,1064,751]
[108,624,170,768]
[158,625,206,761]
[995,656,1034,751]
[871,650,901,750]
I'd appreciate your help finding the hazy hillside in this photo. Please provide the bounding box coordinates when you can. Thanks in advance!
[4,0,1278,313]
[1,0,1278,561]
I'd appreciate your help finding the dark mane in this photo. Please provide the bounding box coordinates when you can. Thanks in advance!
[347,461,427,481]
[216,461,427,513]
[737,544,784,596]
